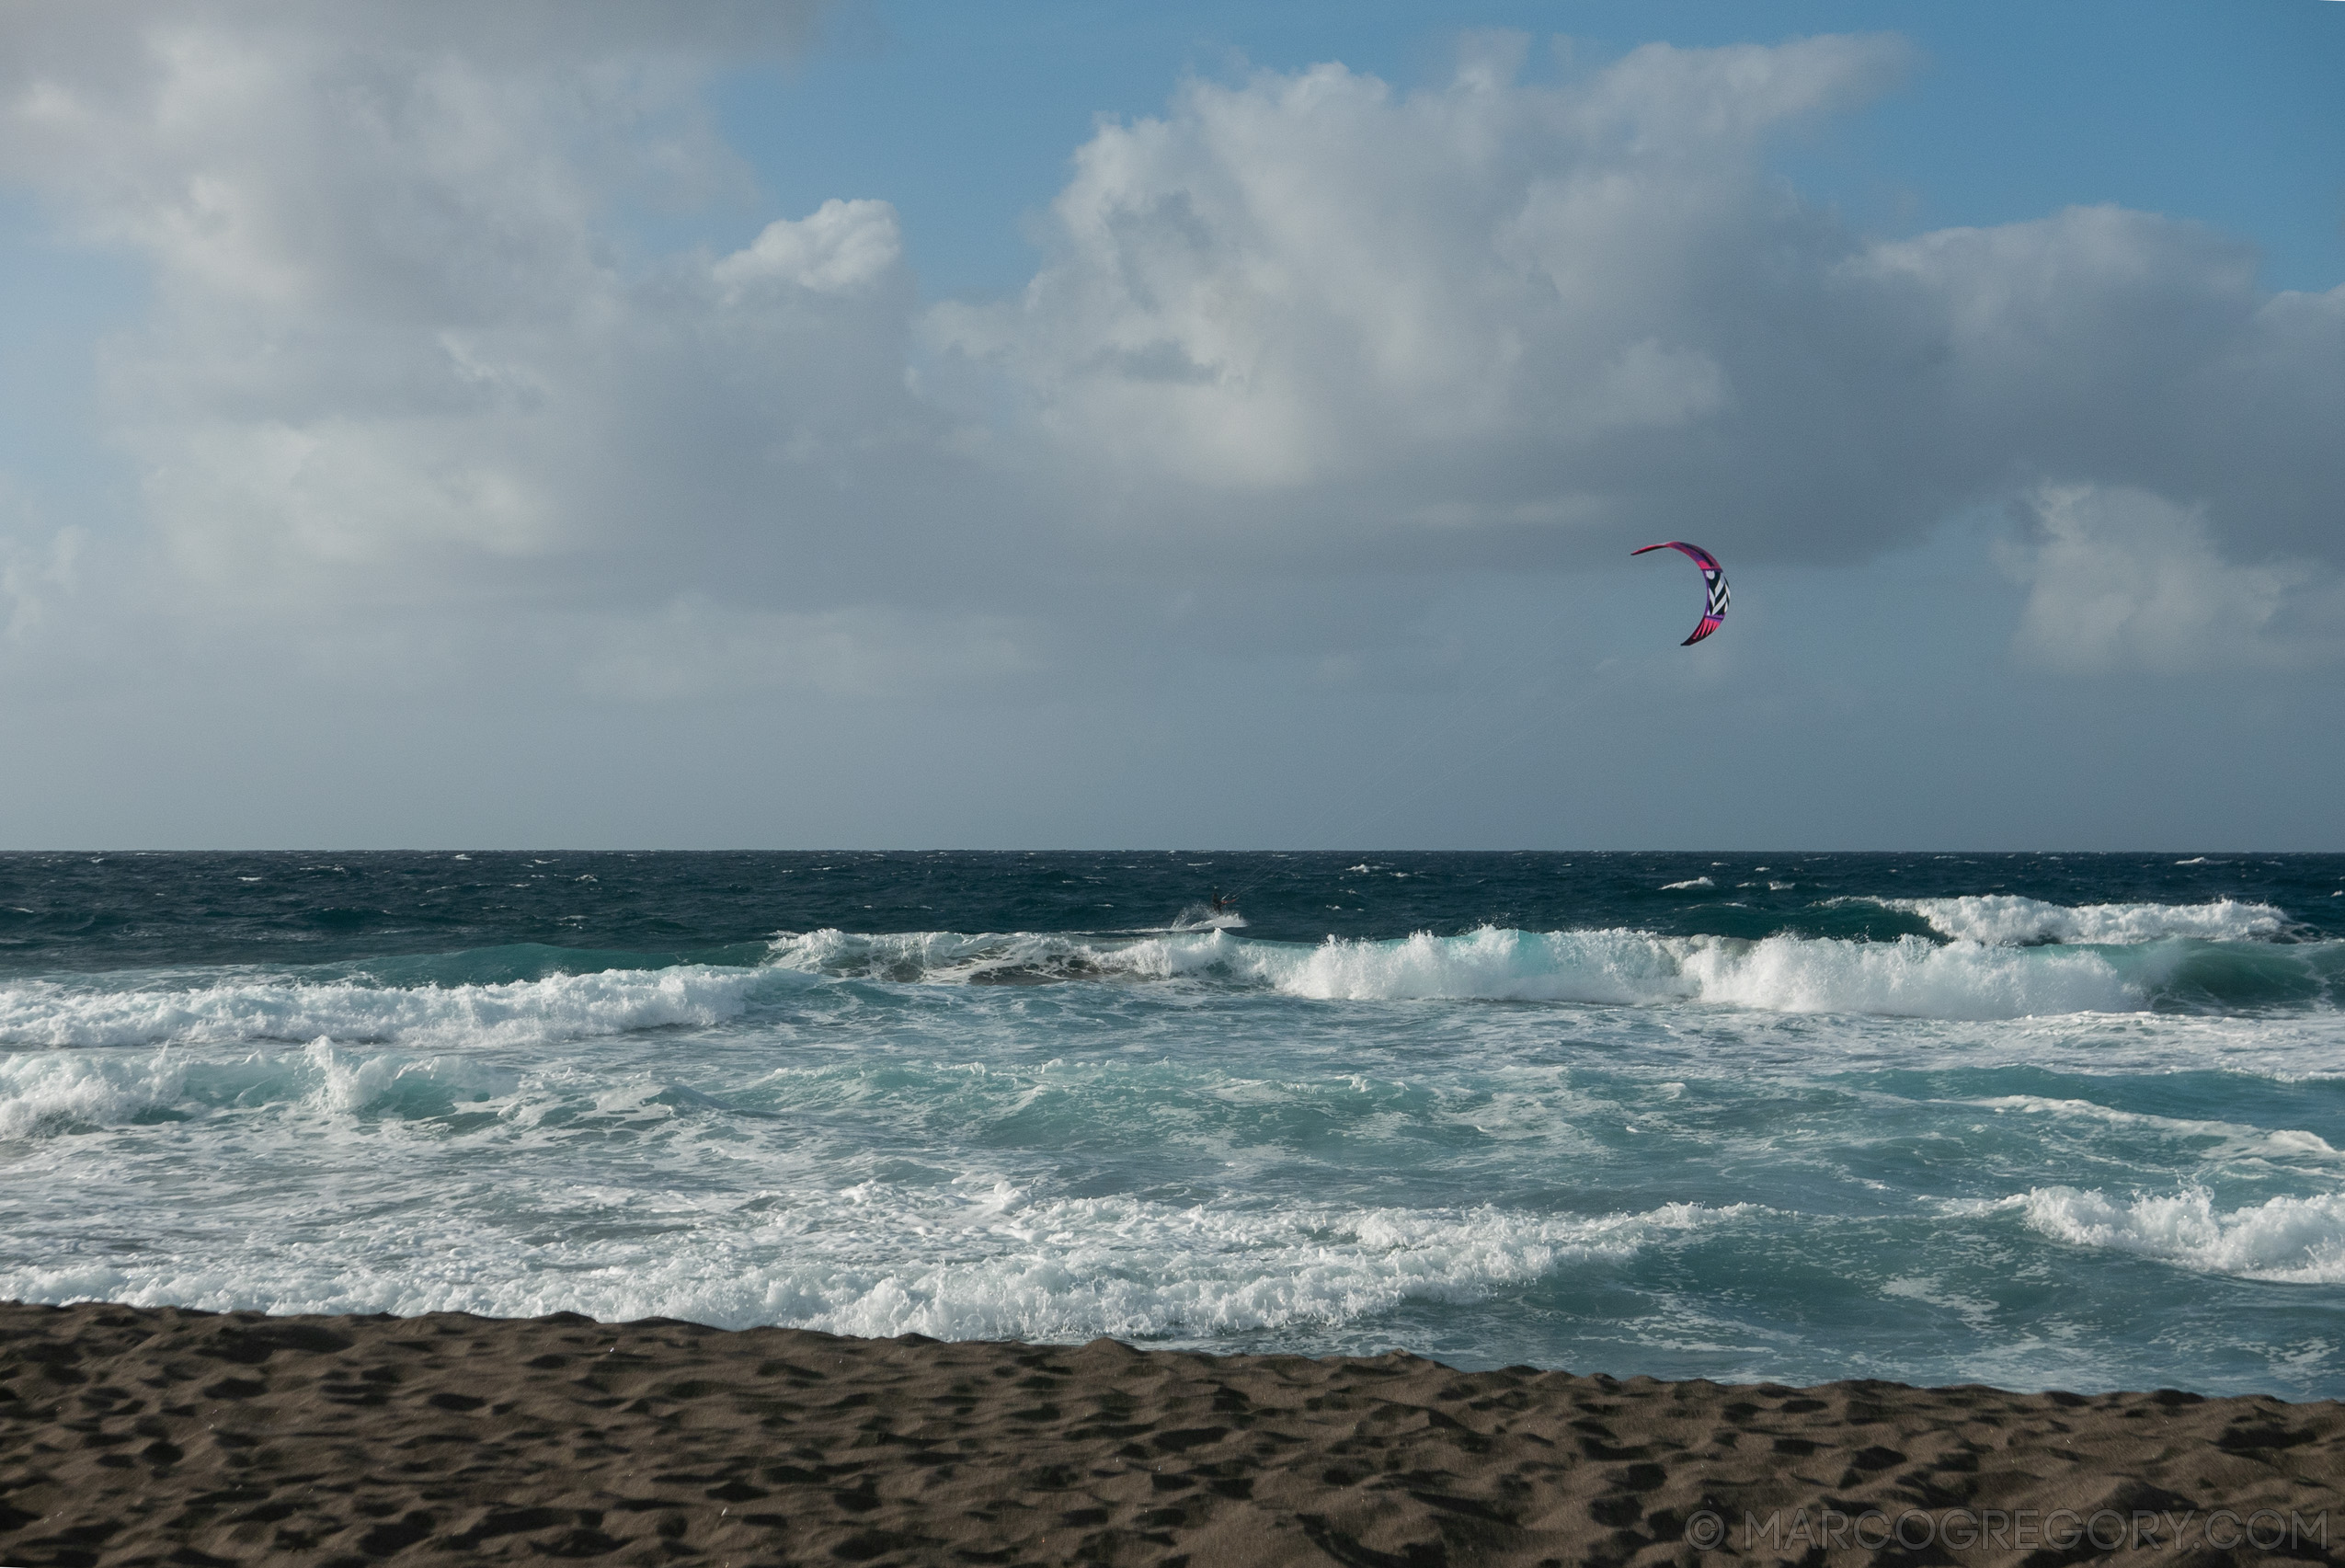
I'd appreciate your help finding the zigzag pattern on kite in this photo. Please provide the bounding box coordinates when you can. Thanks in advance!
[1631,542,1731,646]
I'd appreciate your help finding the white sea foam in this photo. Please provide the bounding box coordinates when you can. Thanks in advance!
[768,928,1115,984]
[1869,895,2285,946]
[1974,1095,2342,1164]
[10,928,2163,1045]
[1960,1011,2345,1084]
[0,1041,520,1139]
[1662,876,1714,890]
[0,965,763,1052]
[0,1185,1746,1344]
[789,926,2128,1019]
[0,1048,194,1139]
[771,924,2142,1019]
[1206,928,2130,1019]
[2014,1187,2345,1283]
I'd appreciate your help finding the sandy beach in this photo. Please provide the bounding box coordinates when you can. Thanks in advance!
[3,1302,2339,1567]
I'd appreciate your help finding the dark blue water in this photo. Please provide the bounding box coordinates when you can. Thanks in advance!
[6,850,2339,964]
[4,852,2342,1395]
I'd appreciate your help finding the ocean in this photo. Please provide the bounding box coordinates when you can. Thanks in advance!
[4,851,2342,1398]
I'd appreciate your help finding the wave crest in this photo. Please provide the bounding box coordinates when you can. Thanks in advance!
[2016,1186,2345,1283]
[772,925,2139,1019]
[1249,928,2133,1019]
[0,965,763,1052]
[1870,895,2287,946]
[0,1188,1744,1342]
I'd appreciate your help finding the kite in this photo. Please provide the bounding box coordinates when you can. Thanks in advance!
[1631,542,1730,646]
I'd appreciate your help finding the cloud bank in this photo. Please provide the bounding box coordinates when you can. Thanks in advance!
[7,14,2339,657]
[0,8,2338,845]
[932,39,2342,616]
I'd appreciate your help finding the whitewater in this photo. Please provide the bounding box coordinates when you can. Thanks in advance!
[4,851,2342,1396]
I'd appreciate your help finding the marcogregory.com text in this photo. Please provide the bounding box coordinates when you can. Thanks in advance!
[1683,1506,2327,1555]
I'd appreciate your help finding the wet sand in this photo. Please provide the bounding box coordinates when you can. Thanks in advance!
[3,1300,2340,1566]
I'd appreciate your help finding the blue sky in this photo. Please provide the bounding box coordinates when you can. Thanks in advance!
[730,1,2345,295]
[0,2,2339,849]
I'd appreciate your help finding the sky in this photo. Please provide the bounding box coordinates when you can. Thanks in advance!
[0,0,2339,851]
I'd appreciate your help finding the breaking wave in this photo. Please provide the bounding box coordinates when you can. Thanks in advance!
[0,1187,1745,1344]
[771,926,2139,1019]
[1226,928,2138,1019]
[2013,1187,2345,1284]
[0,964,768,1052]
[1,915,2331,1073]
[1864,895,2289,946]
[773,921,2345,1018]
[0,1038,526,1140]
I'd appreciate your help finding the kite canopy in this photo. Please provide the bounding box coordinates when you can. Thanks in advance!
[1631,542,1731,646]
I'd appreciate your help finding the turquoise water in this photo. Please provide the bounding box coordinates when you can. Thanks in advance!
[3,852,2342,1395]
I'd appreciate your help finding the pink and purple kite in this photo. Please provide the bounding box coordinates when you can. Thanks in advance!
[1631,542,1731,646]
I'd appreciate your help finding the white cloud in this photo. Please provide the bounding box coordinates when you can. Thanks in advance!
[929,43,2343,587]
[0,10,2338,722]
[2005,485,2343,674]
[929,38,1905,497]
[0,0,978,622]
[714,199,902,298]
